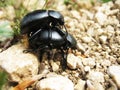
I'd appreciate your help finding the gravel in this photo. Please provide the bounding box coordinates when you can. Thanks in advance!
[0,0,120,90]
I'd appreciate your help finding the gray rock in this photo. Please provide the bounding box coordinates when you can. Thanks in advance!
[0,43,39,82]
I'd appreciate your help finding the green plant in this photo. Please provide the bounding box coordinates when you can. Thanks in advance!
[13,6,28,36]
[98,0,112,3]
[64,0,77,6]
[0,71,8,90]
[0,21,14,41]
[0,0,15,7]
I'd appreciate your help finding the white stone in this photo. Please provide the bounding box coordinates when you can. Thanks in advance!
[86,80,95,90]
[87,71,104,83]
[36,75,74,90]
[76,43,85,53]
[108,65,120,88]
[5,6,15,20]
[99,35,107,44]
[115,0,120,9]
[0,10,5,19]
[96,28,104,35]
[87,80,104,90]
[74,79,86,90]
[82,58,95,68]
[101,59,111,67]
[39,63,49,74]
[0,44,39,82]
[67,53,78,69]
[81,9,94,19]
[70,10,81,19]
[84,66,91,72]
[51,61,59,71]
[94,82,104,90]
[95,12,107,25]
[82,36,92,43]
[67,53,83,70]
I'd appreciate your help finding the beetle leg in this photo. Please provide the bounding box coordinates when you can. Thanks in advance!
[37,45,50,62]
[61,49,68,70]
[38,49,44,62]
[46,49,52,60]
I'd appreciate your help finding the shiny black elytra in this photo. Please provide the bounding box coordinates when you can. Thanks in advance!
[28,27,77,70]
[20,10,77,70]
[20,10,64,35]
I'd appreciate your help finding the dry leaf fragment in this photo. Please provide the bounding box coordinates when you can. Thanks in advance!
[11,79,35,90]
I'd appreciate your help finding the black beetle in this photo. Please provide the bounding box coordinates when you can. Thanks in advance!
[20,9,77,70]
[20,10,65,35]
[27,27,77,70]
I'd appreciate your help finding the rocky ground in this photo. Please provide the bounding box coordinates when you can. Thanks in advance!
[0,0,120,90]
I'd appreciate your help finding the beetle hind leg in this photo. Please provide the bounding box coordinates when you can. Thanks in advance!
[61,49,68,70]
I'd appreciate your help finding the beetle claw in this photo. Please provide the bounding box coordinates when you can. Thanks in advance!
[23,49,33,53]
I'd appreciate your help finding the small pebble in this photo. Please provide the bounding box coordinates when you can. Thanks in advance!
[74,79,86,90]
[82,36,92,43]
[51,61,59,71]
[67,53,83,70]
[99,35,107,44]
[67,53,79,69]
[82,57,95,68]
[84,66,91,72]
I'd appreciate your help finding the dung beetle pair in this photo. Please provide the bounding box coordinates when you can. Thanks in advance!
[20,10,77,70]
